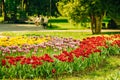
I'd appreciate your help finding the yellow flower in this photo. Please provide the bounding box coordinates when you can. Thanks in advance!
[0,36,51,47]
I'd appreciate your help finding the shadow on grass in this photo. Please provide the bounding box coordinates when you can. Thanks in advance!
[48,18,68,23]
[101,32,120,35]
[47,24,68,30]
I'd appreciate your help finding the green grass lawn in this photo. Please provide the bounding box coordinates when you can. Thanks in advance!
[1,31,120,39]
[1,32,94,40]
[47,17,110,30]
[47,17,90,30]
[47,23,90,30]
[1,31,120,80]
[0,16,110,30]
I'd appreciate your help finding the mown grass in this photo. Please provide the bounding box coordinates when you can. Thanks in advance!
[47,17,110,30]
[1,32,120,80]
[1,31,120,39]
[47,23,90,30]
[47,17,90,30]
[1,32,93,40]
[0,16,110,30]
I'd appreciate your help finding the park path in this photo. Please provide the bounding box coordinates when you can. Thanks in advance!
[0,24,120,32]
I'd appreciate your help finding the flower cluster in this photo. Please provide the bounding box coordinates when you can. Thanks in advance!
[0,34,120,79]
[112,40,120,47]
[72,36,106,58]
[0,36,50,47]
[1,34,120,68]
[0,36,80,68]
[0,36,80,56]
[54,51,74,62]
[2,54,54,68]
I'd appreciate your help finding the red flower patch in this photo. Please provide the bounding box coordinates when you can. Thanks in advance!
[41,54,54,62]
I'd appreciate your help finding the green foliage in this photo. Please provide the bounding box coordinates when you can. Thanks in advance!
[0,0,60,22]
[57,0,105,23]
[57,0,120,28]
[106,0,120,19]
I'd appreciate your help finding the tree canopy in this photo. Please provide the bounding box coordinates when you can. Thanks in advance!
[0,0,59,22]
[57,0,120,34]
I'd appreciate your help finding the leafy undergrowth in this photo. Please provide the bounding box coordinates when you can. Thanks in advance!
[59,56,120,80]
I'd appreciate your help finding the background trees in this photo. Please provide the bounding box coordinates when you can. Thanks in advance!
[57,0,120,34]
[0,0,59,22]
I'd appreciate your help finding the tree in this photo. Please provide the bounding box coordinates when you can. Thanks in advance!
[26,0,59,16]
[57,0,120,34]
[0,0,59,22]
[106,0,120,26]
[1,0,7,21]
[57,0,105,34]
[4,0,21,22]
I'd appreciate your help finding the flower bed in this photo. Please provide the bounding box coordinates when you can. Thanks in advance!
[0,34,120,79]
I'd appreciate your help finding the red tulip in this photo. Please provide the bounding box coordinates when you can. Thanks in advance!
[1,59,6,66]
[52,68,56,74]
[41,54,54,62]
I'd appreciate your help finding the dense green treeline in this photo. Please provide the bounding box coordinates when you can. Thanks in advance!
[0,0,59,22]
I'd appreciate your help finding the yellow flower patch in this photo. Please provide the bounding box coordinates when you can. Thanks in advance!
[0,36,51,47]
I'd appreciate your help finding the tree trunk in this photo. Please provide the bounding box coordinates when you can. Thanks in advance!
[91,15,102,34]
[21,0,24,11]
[1,0,7,21]
[11,0,18,22]
[91,15,96,34]
[20,0,27,21]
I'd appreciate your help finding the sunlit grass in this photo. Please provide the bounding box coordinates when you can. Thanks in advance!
[1,32,93,40]
[1,31,119,40]
[47,23,90,30]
